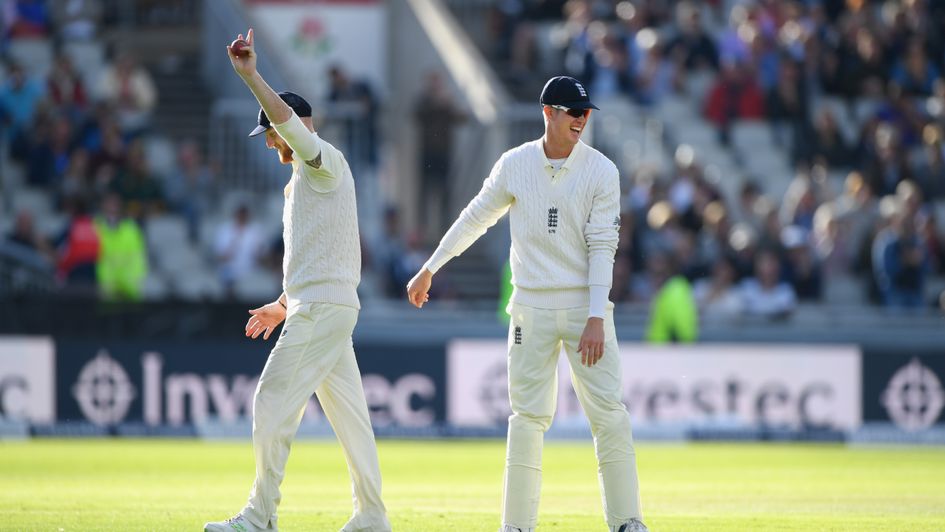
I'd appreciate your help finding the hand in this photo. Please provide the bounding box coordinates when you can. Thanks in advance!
[577,317,605,367]
[227,28,257,79]
[245,300,286,340]
[406,269,433,308]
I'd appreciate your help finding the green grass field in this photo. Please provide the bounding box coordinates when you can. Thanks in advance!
[1,439,943,531]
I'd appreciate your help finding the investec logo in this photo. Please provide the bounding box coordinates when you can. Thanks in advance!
[72,350,136,425]
[881,358,945,431]
[72,350,257,427]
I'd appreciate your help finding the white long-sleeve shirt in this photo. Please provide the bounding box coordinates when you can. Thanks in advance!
[272,112,361,309]
[424,139,620,314]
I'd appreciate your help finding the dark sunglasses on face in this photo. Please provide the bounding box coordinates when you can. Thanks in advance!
[550,104,589,118]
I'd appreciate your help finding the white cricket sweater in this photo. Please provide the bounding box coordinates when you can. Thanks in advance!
[272,113,361,309]
[424,139,620,310]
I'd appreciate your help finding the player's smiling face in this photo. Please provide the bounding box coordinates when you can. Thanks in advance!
[546,106,590,146]
[265,128,294,164]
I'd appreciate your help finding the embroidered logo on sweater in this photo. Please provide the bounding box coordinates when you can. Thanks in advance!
[547,207,558,234]
[613,216,621,227]
[514,326,522,345]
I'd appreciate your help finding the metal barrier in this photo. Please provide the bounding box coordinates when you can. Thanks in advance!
[102,0,201,29]
[209,99,377,193]
[0,244,55,297]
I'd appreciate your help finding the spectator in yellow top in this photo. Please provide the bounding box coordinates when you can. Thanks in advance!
[644,250,698,343]
[94,192,148,301]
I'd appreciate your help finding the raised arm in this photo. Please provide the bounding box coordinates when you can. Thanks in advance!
[227,29,292,130]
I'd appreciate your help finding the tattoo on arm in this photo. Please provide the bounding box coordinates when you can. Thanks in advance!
[303,153,322,170]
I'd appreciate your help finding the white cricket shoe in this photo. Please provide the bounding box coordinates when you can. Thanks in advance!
[204,513,272,532]
[611,518,648,532]
[498,526,535,532]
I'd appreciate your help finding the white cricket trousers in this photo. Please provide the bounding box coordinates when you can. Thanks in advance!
[502,303,642,529]
[242,302,390,532]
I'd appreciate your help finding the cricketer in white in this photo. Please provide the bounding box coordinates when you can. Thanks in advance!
[205,29,390,532]
[407,76,646,532]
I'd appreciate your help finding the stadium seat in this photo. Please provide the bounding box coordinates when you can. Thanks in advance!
[11,188,53,219]
[8,38,54,79]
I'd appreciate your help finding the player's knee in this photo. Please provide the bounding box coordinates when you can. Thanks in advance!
[509,412,553,433]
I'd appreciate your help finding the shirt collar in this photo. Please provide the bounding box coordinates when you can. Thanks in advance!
[539,139,585,171]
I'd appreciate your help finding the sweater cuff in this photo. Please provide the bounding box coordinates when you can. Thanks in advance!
[589,284,609,318]
[423,247,455,274]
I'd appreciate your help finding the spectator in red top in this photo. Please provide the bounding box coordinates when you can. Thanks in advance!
[56,197,100,292]
[47,53,87,112]
[704,60,764,143]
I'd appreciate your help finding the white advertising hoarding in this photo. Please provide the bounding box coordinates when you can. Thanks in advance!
[0,336,55,422]
[448,342,862,431]
[250,0,387,99]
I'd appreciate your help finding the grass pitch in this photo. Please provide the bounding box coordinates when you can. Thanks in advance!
[1,439,943,531]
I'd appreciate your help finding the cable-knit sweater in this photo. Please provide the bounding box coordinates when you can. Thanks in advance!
[424,139,620,310]
[272,113,360,309]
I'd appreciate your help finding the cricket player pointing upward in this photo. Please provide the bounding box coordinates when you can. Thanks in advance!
[407,76,647,532]
[205,29,391,532]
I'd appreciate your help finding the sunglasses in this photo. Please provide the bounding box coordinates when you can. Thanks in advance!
[549,104,590,118]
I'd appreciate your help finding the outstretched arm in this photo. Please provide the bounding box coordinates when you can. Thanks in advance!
[406,156,514,308]
[227,28,292,129]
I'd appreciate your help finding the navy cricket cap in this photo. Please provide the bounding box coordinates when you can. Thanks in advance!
[539,76,599,110]
[248,91,313,137]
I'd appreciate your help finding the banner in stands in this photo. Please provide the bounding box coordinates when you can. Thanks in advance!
[0,336,55,423]
[448,341,862,431]
[861,347,945,431]
[53,338,444,428]
[250,1,386,98]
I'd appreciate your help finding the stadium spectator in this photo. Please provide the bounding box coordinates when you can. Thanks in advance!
[864,123,913,197]
[96,53,157,134]
[665,1,718,72]
[779,175,822,232]
[213,203,266,297]
[583,25,634,100]
[414,71,467,235]
[913,124,945,201]
[57,147,91,208]
[165,139,214,243]
[765,58,808,158]
[87,115,124,176]
[371,205,408,298]
[645,250,698,343]
[632,29,681,106]
[55,197,99,293]
[739,247,797,319]
[4,208,55,265]
[2,0,50,38]
[50,0,102,41]
[46,52,87,114]
[812,203,855,278]
[808,108,854,168]
[328,63,379,168]
[703,60,765,142]
[872,199,929,308]
[0,62,45,159]
[692,254,742,317]
[94,192,147,301]
[26,114,73,188]
[890,39,941,97]
[110,139,163,219]
[781,225,823,301]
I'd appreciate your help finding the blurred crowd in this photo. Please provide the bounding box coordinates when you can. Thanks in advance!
[4,0,945,313]
[0,0,427,302]
[484,0,945,314]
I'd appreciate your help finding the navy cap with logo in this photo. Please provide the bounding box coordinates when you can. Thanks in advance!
[248,91,313,137]
[539,76,599,110]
